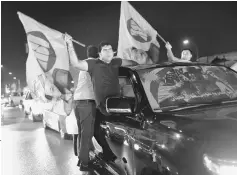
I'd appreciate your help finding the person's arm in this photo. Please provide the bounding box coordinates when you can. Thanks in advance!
[165,42,182,62]
[64,33,88,71]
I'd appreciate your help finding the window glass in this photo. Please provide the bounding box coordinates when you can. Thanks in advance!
[119,77,135,98]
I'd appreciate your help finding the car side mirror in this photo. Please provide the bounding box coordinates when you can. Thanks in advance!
[106,97,135,114]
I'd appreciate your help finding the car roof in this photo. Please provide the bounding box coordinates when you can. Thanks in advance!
[123,62,223,71]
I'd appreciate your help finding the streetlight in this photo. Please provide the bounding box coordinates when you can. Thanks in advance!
[183,40,189,45]
[9,72,12,75]
[13,77,16,80]
[182,39,199,60]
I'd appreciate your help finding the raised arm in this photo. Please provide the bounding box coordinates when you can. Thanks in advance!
[165,42,190,63]
[64,33,88,71]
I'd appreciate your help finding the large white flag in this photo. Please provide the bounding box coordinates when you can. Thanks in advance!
[117,1,160,63]
[18,12,73,116]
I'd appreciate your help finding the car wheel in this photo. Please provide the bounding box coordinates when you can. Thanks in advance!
[10,100,14,107]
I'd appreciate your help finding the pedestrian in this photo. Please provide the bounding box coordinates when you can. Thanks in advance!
[72,45,99,172]
[165,42,193,62]
[64,34,139,169]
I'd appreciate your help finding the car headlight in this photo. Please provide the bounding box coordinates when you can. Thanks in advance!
[203,154,237,175]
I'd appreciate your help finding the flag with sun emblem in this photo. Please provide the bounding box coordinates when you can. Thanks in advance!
[18,12,73,116]
[117,1,160,63]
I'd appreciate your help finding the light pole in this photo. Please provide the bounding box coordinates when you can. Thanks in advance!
[183,39,199,60]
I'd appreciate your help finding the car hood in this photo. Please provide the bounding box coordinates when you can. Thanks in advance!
[157,104,237,160]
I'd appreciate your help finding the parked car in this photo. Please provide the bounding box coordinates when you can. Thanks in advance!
[9,92,24,107]
[90,63,237,175]
[42,99,72,140]
[1,94,9,107]
[23,91,43,122]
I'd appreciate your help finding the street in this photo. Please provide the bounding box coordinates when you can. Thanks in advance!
[1,106,83,175]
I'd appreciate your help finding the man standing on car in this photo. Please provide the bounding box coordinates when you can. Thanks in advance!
[165,42,193,62]
[64,34,139,169]
[72,45,99,172]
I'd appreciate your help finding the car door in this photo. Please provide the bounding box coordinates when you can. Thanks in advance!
[101,74,141,175]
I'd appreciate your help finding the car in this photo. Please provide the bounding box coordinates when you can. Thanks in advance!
[90,63,237,175]
[23,91,43,122]
[9,92,24,107]
[1,94,9,107]
[42,99,72,140]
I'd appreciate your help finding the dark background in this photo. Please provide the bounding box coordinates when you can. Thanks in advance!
[2,1,237,88]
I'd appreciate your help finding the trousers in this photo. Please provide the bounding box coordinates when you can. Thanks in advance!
[74,100,96,165]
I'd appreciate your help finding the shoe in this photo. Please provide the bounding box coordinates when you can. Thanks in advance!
[79,163,93,172]
[79,159,95,172]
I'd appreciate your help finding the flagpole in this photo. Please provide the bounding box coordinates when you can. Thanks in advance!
[71,39,86,47]
[156,33,167,44]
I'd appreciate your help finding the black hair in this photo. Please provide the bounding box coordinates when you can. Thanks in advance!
[98,41,112,52]
[87,45,99,58]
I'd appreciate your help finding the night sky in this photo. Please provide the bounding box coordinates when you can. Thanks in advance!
[2,1,237,87]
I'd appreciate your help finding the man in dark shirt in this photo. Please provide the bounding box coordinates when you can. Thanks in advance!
[65,35,137,114]
[64,34,138,169]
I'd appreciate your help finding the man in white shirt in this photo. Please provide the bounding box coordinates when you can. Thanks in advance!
[73,45,98,172]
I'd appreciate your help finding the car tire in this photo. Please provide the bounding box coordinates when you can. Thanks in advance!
[10,100,14,107]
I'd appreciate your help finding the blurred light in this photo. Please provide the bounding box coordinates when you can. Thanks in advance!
[183,40,189,45]
[134,143,140,150]
[220,165,237,175]
[13,77,16,80]
[9,72,12,75]
[124,140,129,146]
[71,81,74,83]
[203,154,237,175]
[175,133,181,139]
[179,130,183,133]
[1,65,3,68]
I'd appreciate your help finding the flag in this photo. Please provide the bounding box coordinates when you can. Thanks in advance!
[18,12,73,116]
[117,1,160,63]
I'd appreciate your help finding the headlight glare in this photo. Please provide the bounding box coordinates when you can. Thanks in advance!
[203,154,237,175]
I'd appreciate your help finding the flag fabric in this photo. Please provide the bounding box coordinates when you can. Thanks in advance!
[117,1,160,63]
[18,12,73,116]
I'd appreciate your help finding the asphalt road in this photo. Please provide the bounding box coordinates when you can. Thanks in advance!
[1,106,87,175]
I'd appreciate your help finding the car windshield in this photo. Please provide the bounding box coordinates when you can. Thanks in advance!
[138,65,237,111]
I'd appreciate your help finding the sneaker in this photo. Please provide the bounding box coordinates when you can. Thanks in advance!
[79,159,96,172]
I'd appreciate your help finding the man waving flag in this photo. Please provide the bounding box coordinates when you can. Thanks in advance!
[117,1,160,64]
[18,12,73,116]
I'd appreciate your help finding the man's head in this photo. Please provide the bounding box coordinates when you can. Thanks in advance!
[181,49,192,61]
[131,47,150,65]
[98,41,114,63]
[87,45,99,59]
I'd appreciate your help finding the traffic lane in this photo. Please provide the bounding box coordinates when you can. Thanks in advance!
[1,107,87,175]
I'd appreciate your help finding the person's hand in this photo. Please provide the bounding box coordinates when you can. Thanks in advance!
[64,33,73,46]
[62,88,73,102]
[165,42,172,50]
